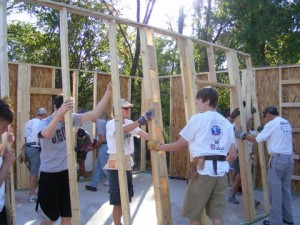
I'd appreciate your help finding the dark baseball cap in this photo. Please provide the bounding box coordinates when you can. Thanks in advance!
[263,106,278,117]
[77,128,86,138]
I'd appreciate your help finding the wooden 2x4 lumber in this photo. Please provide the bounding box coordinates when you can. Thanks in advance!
[59,8,80,225]
[140,27,172,225]
[16,64,31,189]
[281,79,300,85]
[29,87,63,95]
[109,19,132,225]
[20,0,250,58]
[227,51,256,221]
[281,102,300,107]
[177,38,209,225]
[195,79,236,88]
[246,56,270,215]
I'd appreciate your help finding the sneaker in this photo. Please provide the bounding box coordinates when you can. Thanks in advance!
[255,200,260,207]
[85,185,97,192]
[28,194,37,203]
[103,180,109,186]
[283,219,294,224]
[228,195,239,204]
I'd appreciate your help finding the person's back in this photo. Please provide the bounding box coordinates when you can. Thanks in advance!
[147,87,237,225]
[24,107,47,203]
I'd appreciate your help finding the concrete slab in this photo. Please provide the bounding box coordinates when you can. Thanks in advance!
[15,172,300,225]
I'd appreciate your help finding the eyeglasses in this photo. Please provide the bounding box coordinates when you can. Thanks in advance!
[122,107,131,111]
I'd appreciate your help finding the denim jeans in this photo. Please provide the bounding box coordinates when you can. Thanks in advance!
[90,144,109,187]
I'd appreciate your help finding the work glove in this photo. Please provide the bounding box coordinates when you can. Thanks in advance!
[138,109,154,125]
[257,125,264,132]
[147,140,161,151]
[234,130,247,140]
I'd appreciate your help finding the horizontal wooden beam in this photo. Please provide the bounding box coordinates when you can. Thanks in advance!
[281,79,300,85]
[30,87,62,95]
[292,128,300,132]
[281,102,300,107]
[292,175,300,181]
[195,79,236,88]
[294,155,300,160]
[20,0,250,57]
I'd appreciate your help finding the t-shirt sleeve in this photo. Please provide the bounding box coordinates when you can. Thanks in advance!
[73,113,82,127]
[97,120,106,137]
[255,122,272,143]
[179,115,197,142]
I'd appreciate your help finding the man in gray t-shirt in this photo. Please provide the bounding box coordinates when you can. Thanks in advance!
[36,82,111,225]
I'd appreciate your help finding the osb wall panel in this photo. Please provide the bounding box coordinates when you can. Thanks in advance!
[169,76,188,178]
[30,66,53,117]
[281,67,300,191]
[96,74,130,118]
[255,67,300,192]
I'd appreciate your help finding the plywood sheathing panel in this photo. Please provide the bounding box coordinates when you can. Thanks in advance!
[255,67,300,192]
[96,73,130,117]
[169,76,188,178]
[30,66,53,117]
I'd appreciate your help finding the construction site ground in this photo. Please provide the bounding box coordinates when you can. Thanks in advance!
[15,172,300,225]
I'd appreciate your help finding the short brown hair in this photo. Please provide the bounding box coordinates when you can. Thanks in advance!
[0,99,14,123]
[195,87,219,108]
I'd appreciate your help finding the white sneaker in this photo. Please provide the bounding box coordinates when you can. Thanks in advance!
[28,194,37,203]
[103,180,109,186]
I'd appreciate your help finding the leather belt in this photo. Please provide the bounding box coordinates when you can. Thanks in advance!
[202,155,226,175]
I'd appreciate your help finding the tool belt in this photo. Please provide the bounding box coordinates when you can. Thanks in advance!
[104,154,133,171]
[186,155,226,180]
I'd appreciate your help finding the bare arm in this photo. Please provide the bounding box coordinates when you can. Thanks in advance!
[245,134,258,144]
[226,143,237,165]
[81,82,112,123]
[0,148,15,186]
[157,137,188,152]
[41,100,73,139]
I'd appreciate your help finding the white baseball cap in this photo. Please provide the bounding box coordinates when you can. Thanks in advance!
[36,107,48,116]
[120,99,134,108]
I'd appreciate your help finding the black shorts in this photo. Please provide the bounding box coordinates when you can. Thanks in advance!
[108,170,134,205]
[0,206,7,225]
[37,170,71,221]
[233,157,240,174]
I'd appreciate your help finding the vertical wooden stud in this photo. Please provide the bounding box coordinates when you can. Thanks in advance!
[59,8,80,224]
[140,27,172,225]
[109,19,132,225]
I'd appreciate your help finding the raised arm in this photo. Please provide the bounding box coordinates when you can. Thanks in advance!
[81,82,112,123]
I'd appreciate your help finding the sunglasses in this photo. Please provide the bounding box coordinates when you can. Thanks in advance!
[122,107,131,110]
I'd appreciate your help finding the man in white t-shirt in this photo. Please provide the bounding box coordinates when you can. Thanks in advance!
[148,87,237,225]
[105,99,153,225]
[24,107,48,203]
[241,106,294,225]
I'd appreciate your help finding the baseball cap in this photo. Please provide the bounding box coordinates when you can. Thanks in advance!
[77,128,86,138]
[120,99,134,108]
[36,107,48,116]
[263,106,278,117]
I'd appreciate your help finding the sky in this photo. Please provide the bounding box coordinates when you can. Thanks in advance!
[8,0,194,35]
